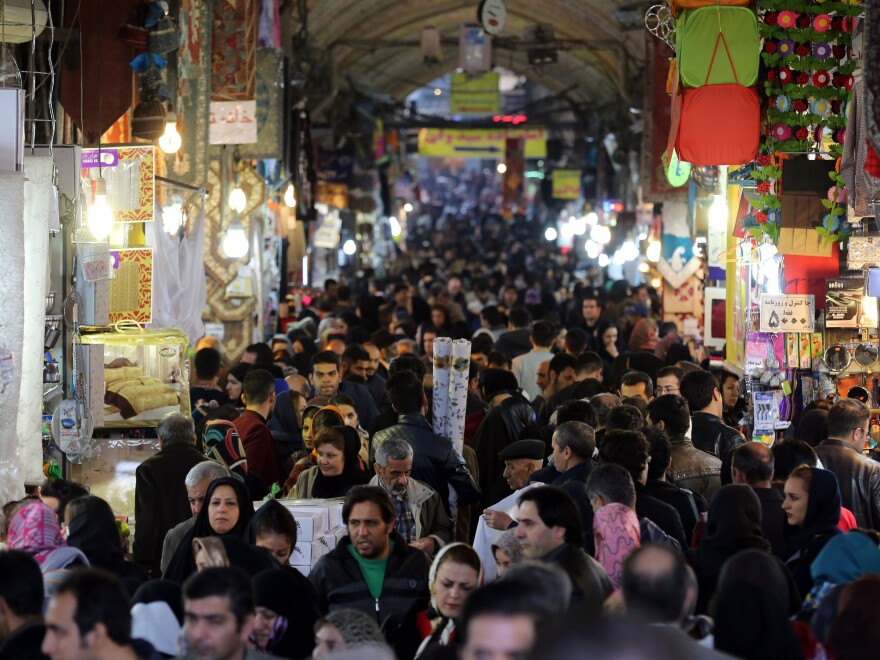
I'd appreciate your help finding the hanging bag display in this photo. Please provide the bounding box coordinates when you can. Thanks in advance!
[675,32,759,166]
[676,6,759,88]
[670,0,750,18]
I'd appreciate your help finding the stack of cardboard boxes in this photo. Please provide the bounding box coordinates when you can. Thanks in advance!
[254,499,348,576]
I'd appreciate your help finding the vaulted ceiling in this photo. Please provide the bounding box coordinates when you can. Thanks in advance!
[292,0,647,115]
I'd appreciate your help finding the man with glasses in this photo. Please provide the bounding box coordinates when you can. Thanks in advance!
[815,399,880,529]
[655,366,684,396]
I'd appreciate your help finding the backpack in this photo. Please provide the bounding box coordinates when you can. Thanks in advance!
[675,33,759,166]
[202,419,249,482]
[676,6,759,88]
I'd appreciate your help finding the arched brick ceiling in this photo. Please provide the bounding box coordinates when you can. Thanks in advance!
[299,0,643,108]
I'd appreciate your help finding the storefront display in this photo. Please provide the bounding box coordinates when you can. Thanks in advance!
[78,326,190,428]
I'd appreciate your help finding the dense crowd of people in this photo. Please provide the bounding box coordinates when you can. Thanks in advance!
[4,245,880,660]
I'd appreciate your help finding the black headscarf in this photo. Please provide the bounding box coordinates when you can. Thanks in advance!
[162,477,254,583]
[310,427,369,499]
[690,485,770,614]
[131,580,184,625]
[793,409,829,448]
[252,569,321,659]
[783,467,842,598]
[269,390,306,453]
[66,498,148,589]
[713,551,805,660]
[227,363,252,407]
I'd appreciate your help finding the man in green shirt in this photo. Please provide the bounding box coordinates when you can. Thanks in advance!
[309,486,430,626]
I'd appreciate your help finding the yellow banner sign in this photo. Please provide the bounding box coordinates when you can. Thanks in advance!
[552,170,581,199]
[450,72,500,115]
[418,128,547,159]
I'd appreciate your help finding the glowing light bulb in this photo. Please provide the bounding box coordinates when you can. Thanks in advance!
[590,225,611,244]
[389,216,402,237]
[88,179,113,240]
[646,240,661,263]
[545,227,558,241]
[709,194,728,231]
[228,186,247,214]
[585,212,599,225]
[222,221,248,259]
[620,240,639,262]
[560,222,574,239]
[651,277,662,289]
[403,203,413,213]
[284,183,296,208]
[434,88,442,96]
[497,163,508,174]
[585,240,600,259]
[162,203,183,234]
[158,113,182,154]
[342,239,357,255]
[638,262,650,273]
[571,217,587,236]
[598,254,610,267]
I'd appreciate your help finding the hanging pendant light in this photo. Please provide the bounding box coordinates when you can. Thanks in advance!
[158,112,182,154]
[88,178,114,239]
[222,218,248,259]
[283,182,296,208]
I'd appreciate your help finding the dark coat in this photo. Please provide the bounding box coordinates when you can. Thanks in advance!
[308,533,430,627]
[634,482,688,549]
[338,380,381,434]
[690,412,746,486]
[814,439,880,530]
[133,443,208,573]
[494,328,532,360]
[540,543,612,617]
[645,478,707,545]
[0,624,49,660]
[372,414,480,514]
[753,486,788,558]
[552,462,596,554]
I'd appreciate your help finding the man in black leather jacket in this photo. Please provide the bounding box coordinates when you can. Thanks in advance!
[680,370,745,486]
[372,371,480,515]
[815,399,880,530]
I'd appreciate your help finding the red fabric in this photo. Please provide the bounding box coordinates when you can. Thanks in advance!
[866,140,880,179]
[792,621,826,660]
[415,609,434,639]
[677,85,760,165]
[838,506,858,532]
[233,410,283,488]
[783,243,840,309]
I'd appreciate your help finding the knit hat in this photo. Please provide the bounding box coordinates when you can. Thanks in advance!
[490,528,524,565]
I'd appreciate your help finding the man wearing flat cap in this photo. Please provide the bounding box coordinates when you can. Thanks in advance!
[483,439,545,530]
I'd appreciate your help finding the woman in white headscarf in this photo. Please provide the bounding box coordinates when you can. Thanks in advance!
[415,543,483,658]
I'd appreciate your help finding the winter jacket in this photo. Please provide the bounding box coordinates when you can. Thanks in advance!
[814,439,880,530]
[308,533,430,626]
[667,434,723,501]
[368,476,453,549]
[372,414,480,514]
[690,412,746,486]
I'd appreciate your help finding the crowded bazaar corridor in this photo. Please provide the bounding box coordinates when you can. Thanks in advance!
[0,0,879,658]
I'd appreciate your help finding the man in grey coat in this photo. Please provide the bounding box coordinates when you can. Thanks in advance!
[370,438,452,557]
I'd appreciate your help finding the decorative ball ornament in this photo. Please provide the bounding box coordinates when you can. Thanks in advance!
[477,0,507,35]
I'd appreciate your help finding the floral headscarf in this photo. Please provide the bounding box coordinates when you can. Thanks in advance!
[593,503,641,590]
[7,501,67,565]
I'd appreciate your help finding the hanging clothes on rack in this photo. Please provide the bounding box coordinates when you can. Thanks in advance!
[841,78,880,217]
[151,199,207,344]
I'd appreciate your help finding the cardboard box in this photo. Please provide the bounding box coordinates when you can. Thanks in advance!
[319,527,349,552]
[292,512,325,542]
[290,540,326,566]
[289,507,329,535]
